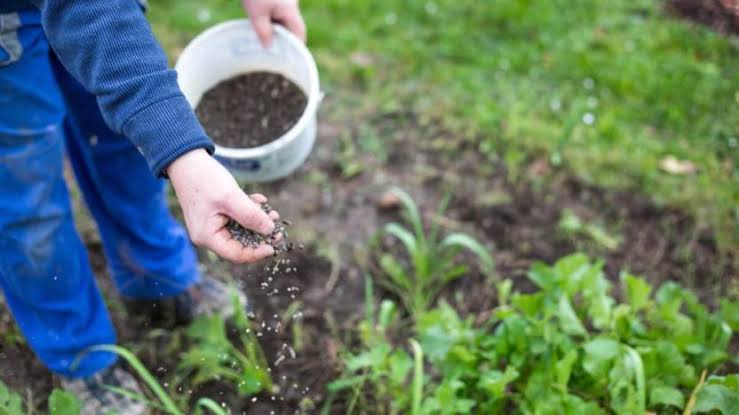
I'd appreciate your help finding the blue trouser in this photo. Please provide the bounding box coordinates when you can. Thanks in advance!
[0,9,200,378]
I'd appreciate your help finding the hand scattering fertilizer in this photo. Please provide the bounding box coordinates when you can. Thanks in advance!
[226,203,298,254]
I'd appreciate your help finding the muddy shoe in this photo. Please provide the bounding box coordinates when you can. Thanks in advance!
[173,275,250,323]
[61,365,145,415]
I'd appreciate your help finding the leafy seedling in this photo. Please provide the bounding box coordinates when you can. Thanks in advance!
[379,187,494,318]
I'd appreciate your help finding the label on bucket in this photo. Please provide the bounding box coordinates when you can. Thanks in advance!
[217,156,261,172]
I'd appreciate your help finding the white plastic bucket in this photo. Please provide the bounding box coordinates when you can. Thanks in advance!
[175,19,321,182]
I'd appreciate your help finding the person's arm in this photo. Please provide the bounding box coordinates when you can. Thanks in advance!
[34,0,207,176]
[31,0,283,263]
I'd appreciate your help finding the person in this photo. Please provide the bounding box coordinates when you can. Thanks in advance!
[0,0,306,412]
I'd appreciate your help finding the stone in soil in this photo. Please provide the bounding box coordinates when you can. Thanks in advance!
[196,71,308,148]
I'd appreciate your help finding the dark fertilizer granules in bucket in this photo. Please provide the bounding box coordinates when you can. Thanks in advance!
[196,71,308,148]
[226,203,300,255]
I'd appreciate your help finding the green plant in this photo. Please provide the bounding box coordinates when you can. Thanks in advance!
[48,389,82,415]
[0,381,81,415]
[177,292,272,397]
[0,381,23,415]
[558,208,621,251]
[87,344,228,415]
[335,253,739,414]
[378,187,494,318]
[335,132,364,179]
[323,276,416,415]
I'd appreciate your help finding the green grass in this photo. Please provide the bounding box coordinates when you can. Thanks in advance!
[148,0,739,252]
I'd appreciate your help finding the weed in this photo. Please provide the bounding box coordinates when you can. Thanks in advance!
[558,208,622,251]
[377,187,494,318]
[177,291,272,396]
[0,381,81,415]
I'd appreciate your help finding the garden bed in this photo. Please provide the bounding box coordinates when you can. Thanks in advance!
[2,100,735,413]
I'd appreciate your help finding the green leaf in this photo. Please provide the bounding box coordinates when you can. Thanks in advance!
[706,374,739,390]
[385,223,419,258]
[694,384,739,414]
[410,339,424,415]
[621,272,651,311]
[440,233,494,275]
[0,381,23,415]
[555,349,578,390]
[380,254,412,291]
[389,187,425,243]
[388,350,413,386]
[195,398,229,415]
[648,385,685,409]
[425,379,476,414]
[378,299,398,331]
[719,299,739,331]
[497,279,513,306]
[48,389,82,415]
[582,337,620,379]
[477,366,519,397]
[527,262,556,291]
[85,345,182,415]
[327,375,366,392]
[553,253,592,295]
[557,295,587,336]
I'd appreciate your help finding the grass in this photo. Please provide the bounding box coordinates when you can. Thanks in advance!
[148,0,738,255]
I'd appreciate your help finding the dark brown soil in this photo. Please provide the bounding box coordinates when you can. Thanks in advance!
[667,0,739,34]
[196,72,307,148]
[228,251,363,414]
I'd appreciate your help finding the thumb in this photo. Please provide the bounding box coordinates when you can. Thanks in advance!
[252,15,273,48]
[223,191,275,235]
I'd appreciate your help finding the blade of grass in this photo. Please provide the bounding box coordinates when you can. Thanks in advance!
[410,339,424,415]
[85,345,182,415]
[390,187,425,245]
[195,398,229,415]
[364,274,375,324]
[428,192,452,246]
[441,233,494,275]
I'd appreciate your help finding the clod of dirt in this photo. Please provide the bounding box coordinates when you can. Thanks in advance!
[376,190,402,211]
[196,71,308,148]
[226,203,297,254]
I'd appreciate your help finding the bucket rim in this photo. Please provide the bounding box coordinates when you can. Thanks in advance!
[175,19,321,160]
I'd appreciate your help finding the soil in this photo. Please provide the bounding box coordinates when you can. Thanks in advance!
[667,0,739,34]
[196,72,307,148]
[226,251,362,414]
[0,99,735,413]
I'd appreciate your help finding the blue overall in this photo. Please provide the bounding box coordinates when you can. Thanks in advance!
[0,9,200,378]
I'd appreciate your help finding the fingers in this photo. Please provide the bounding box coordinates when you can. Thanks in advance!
[251,14,274,48]
[209,227,275,263]
[223,191,275,235]
[250,193,280,221]
[276,5,306,43]
[250,193,268,204]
